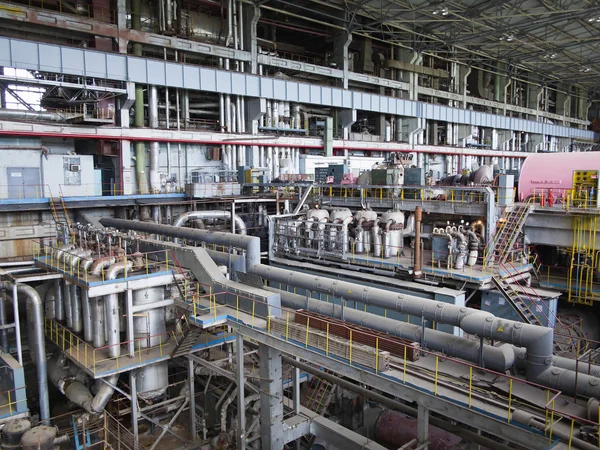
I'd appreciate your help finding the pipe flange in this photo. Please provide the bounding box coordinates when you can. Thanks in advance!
[485,317,493,322]
[590,378,599,386]
[437,303,444,308]
[460,307,467,313]
[551,367,561,375]
[514,323,522,329]
[517,352,526,360]
[544,357,553,366]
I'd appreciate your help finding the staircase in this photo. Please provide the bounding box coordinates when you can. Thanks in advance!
[491,276,544,327]
[302,372,336,415]
[529,252,544,287]
[172,270,199,304]
[485,203,532,266]
[171,326,203,358]
[49,196,74,240]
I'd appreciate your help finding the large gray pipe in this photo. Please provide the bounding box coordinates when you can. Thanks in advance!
[63,281,72,329]
[0,109,68,122]
[268,287,515,372]
[70,284,82,333]
[250,264,600,398]
[99,218,260,269]
[92,297,106,348]
[172,210,247,235]
[104,261,133,358]
[0,281,50,422]
[48,355,119,415]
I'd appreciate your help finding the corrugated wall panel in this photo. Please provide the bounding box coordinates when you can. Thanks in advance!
[0,36,594,140]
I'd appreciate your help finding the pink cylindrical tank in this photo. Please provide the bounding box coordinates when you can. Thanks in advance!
[518,153,599,201]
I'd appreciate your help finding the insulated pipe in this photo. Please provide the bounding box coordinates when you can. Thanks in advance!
[63,282,72,329]
[104,261,133,358]
[48,355,119,415]
[401,214,414,236]
[340,216,354,254]
[0,109,69,122]
[81,290,92,343]
[413,207,422,278]
[70,283,82,333]
[372,220,382,257]
[249,265,547,366]
[54,279,64,322]
[512,410,597,450]
[172,210,247,235]
[220,388,238,433]
[450,231,467,270]
[149,86,161,193]
[281,356,513,450]
[269,287,515,372]
[92,297,105,348]
[0,281,49,422]
[99,218,261,269]
[91,257,116,276]
[255,265,600,396]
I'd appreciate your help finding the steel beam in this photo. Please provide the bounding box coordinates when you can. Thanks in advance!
[235,322,550,450]
[259,343,284,450]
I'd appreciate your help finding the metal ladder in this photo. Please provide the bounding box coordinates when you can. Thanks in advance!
[491,276,544,327]
[49,195,75,240]
[485,203,532,266]
[568,214,599,305]
[302,372,336,415]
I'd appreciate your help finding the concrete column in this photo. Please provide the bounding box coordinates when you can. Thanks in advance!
[116,0,128,53]
[397,48,420,101]
[460,66,471,109]
[417,404,429,449]
[119,82,135,195]
[259,343,284,450]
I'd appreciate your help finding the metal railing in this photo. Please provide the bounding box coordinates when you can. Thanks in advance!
[526,187,600,210]
[181,290,591,446]
[2,0,117,23]
[44,317,176,376]
[0,386,27,419]
[312,184,490,205]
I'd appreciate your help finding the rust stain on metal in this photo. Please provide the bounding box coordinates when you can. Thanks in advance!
[294,310,420,362]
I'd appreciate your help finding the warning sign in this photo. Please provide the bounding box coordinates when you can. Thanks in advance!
[497,325,504,333]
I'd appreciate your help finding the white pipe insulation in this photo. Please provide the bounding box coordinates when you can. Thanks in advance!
[172,211,246,235]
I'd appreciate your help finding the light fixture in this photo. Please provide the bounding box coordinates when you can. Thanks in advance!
[543,52,557,59]
[579,66,592,73]
[499,33,515,42]
[587,15,600,22]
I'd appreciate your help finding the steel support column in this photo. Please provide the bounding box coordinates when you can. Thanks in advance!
[259,343,284,450]
[418,404,429,450]
[236,333,246,449]
[130,371,139,441]
[189,359,197,441]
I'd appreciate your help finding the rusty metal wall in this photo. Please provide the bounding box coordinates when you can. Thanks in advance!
[294,310,420,362]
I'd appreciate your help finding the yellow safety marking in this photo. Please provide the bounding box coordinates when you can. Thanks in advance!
[497,325,504,332]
